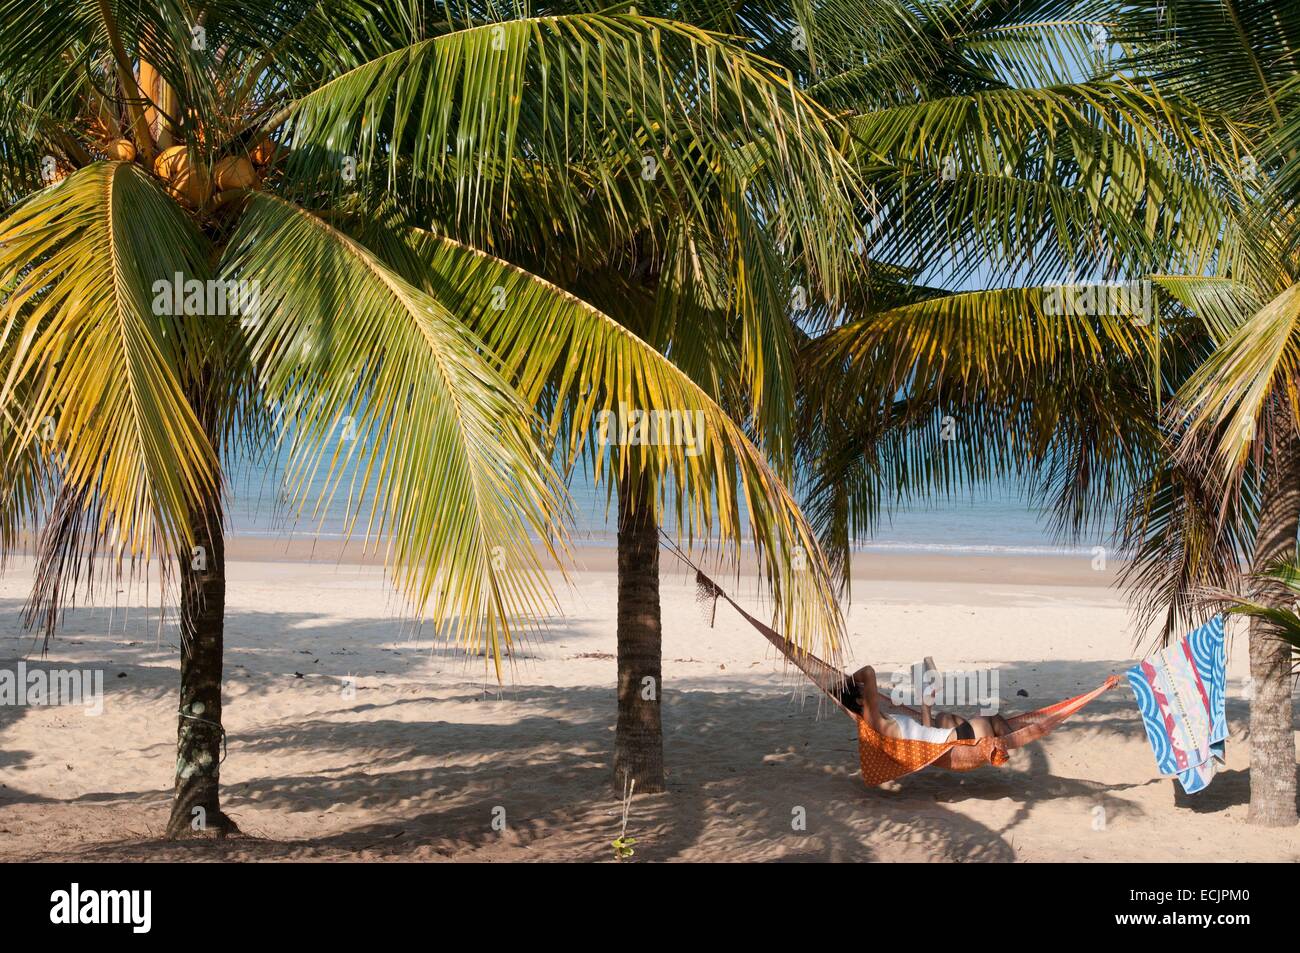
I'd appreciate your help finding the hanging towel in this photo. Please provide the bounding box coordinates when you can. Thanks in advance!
[1126,617,1228,794]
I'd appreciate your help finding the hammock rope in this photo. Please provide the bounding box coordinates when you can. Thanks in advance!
[661,532,1120,785]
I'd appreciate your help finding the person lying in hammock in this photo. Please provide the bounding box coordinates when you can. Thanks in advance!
[844,664,1012,744]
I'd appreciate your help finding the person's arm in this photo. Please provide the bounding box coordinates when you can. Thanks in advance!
[852,665,883,725]
[920,657,937,727]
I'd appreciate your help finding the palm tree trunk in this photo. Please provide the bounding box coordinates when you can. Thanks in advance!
[1247,399,1300,827]
[164,484,238,838]
[164,371,237,839]
[614,466,665,793]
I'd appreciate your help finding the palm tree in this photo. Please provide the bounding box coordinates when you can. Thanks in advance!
[312,0,862,793]
[377,0,864,793]
[0,0,852,834]
[759,0,1232,579]
[777,0,1295,815]
[1108,0,1300,826]
[792,0,1300,825]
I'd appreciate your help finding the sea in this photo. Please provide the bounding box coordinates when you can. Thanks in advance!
[224,447,1104,558]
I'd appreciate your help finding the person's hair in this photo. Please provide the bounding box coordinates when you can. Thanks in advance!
[839,676,864,714]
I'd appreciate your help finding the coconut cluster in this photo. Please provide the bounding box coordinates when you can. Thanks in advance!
[85,68,273,209]
[152,147,261,208]
[91,122,269,208]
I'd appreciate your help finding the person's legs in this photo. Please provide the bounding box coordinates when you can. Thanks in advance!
[962,714,1012,739]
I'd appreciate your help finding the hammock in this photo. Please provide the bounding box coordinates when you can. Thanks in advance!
[683,556,1120,786]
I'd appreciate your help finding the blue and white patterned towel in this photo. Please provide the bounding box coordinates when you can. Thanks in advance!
[1126,617,1227,794]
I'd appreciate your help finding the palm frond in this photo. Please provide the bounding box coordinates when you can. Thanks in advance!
[388,226,846,660]
[846,79,1255,280]
[221,192,572,675]
[801,283,1160,584]
[0,161,218,563]
[1174,280,1300,482]
[281,11,860,301]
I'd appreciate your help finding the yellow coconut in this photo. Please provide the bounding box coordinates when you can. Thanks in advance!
[155,146,211,208]
[214,155,258,191]
[103,138,136,162]
[171,164,211,208]
[154,144,188,178]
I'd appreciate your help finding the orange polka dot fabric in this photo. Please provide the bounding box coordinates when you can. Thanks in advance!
[856,716,981,786]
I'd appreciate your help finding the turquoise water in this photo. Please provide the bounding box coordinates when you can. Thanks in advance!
[845,492,1096,556]
[224,448,1099,557]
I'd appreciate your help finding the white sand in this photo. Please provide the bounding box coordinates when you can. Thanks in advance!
[1,548,1297,862]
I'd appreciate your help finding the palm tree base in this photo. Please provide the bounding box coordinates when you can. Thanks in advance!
[1245,803,1298,827]
[164,780,240,839]
[1246,625,1298,827]
[169,482,234,839]
[613,727,666,795]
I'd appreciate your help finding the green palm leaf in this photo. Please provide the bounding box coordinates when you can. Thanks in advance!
[222,192,572,675]
[1175,280,1300,480]
[801,283,1160,583]
[393,227,846,660]
[0,160,218,559]
[282,11,859,299]
[846,79,1253,279]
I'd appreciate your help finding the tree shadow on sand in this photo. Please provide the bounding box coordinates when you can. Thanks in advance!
[1171,765,1300,815]
[1,602,1289,861]
[0,695,1154,861]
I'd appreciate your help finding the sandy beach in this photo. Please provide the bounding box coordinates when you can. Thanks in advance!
[1,544,1297,862]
